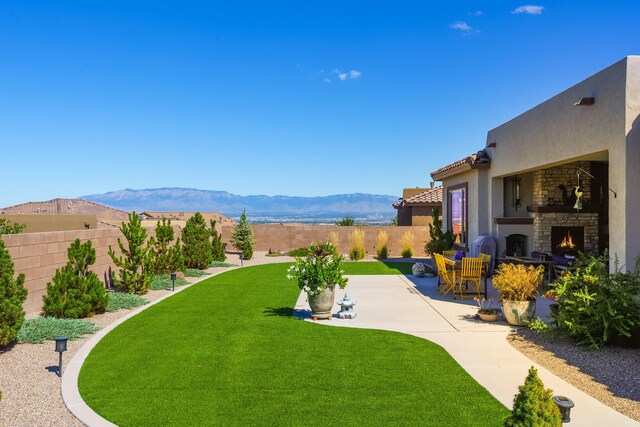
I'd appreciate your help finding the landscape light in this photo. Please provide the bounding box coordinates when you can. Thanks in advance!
[239,253,245,267]
[54,336,68,377]
[171,272,177,291]
[553,395,575,423]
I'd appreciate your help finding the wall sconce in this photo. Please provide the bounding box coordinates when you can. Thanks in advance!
[54,336,68,377]
[511,175,521,211]
[574,97,595,106]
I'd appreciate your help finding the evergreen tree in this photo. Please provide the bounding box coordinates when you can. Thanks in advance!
[0,219,26,235]
[210,220,227,262]
[108,212,152,294]
[148,218,185,274]
[505,367,562,427]
[424,207,456,255]
[182,213,213,269]
[231,209,255,260]
[0,238,27,346]
[42,239,109,318]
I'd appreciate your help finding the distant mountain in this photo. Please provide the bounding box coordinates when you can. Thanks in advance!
[81,188,399,220]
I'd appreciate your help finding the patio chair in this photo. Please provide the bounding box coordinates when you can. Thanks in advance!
[456,257,483,300]
[442,250,457,257]
[435,253,457,297]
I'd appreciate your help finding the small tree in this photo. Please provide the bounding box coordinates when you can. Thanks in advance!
[504,367,562,427]
[335,216,355,226]
[210,220,227,262]
[231,210,255,260]
[42,239,109,318]
[148,218,185,274]
[0,219,26,235]
[425,207,456,255]
[182,213,213,269]
[109,212,152,294]
[0,238,27,346]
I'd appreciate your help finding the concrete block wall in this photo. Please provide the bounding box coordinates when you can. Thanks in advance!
[221,224,431,257]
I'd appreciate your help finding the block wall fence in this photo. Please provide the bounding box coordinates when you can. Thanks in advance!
[221,224,431,256]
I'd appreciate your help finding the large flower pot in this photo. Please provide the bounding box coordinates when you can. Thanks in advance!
[308,285,335,320]
[502,299,536,326]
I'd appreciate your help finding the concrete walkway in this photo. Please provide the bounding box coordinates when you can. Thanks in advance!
[294,274,639,426]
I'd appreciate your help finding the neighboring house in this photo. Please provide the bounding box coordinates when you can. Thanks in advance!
[392,185,442,226]
[141,211,236,233]
[431,56,640,269]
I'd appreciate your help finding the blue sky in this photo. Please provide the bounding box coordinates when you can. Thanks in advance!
[1,1,640,207]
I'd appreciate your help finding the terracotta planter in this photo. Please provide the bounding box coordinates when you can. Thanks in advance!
[502,299,536,326]
[478,311,499,322]
[308,285,335,320]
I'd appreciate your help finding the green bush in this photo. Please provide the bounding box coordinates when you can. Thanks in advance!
[549,253,640,349]
[182,213,213,269]
[0,238,28,346]
[349,247,366,261]
[230,210,255,260]
[148,219,185,275]
[377,246,389,259]
[335,216,355,226]
[109,212,153,295]
[107,292,150,312]
[42,239,109,319]
[424,207,456,255]
[210,220,227,262]
[504,366,561,427]
[401,247,413,258]
[288,247,310,257]
[17,317,100,343]
[0,218,26,235]
[150,274,190,290]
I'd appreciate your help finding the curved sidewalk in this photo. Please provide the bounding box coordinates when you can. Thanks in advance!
[295,274,639,426]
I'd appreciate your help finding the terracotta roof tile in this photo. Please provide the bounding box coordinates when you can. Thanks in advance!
[393,186,442,208]
[0,198,131,222]
[431,150,491,180]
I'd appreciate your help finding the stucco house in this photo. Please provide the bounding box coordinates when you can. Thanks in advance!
[392,184,442,226]
[431,56,640,270]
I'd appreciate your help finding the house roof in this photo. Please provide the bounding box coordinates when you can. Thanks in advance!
[0,198,131,222]
[141,211,237,226]
[430,150,491,181]
[393,186,442,209]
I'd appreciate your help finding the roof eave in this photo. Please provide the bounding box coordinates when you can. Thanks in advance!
[431,160,491,181]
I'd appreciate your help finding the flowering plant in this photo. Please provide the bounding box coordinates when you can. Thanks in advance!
[543,289,559,301]
[474,297,498,315]
[287,242,348,296]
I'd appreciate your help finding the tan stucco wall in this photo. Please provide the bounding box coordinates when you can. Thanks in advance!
[408,206,435,226]
[1,214,98,233]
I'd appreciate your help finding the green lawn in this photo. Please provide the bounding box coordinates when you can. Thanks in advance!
[79,263,507,426]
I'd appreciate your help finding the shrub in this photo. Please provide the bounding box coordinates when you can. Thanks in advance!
[424,207,456,255]
[42,239,109,319]
[106,292,150,312]
[150,274,190,290]
[327,231,340,254]
[504,366,562,427]
[400,231,414,258]
[348,229,366,261]
[288,247,310,257]
[210,261,236,268]
[492,263,544,301]
[550,253,640,349]
[376,231,389,259]
[109,212,153,295]
[148,219,185,275]
[185,268,211,278]
[0,238,28,346]
[335,216,355,226]
[17,317,100,343]
[182,213,213,269]
[230,210,255,260]
[0,219,26,235]
[210,220,227,262]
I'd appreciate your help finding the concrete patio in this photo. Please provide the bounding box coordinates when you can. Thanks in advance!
[294,274,639,426]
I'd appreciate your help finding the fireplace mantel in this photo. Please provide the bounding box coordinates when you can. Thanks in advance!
[526,205,601,214]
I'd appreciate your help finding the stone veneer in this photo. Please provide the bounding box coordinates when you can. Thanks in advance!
[532,212,599,253]
[532,161,591,206]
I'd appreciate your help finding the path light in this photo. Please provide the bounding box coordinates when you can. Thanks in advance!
[54,336,68,377]
[239,253,244,267]
[553,395,575,423]
[337,294,357,319]
[171,272,177,291]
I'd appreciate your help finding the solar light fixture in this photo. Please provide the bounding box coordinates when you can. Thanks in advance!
[553,395,575,423]
[239,253,245,267]
[170,272,177,291]
[54,336,68,377]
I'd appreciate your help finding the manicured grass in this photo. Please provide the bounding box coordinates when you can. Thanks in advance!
[342,260,415,275]
[79,263,507,426]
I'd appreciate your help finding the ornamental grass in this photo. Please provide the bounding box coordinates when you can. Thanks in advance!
[492,263,544,301]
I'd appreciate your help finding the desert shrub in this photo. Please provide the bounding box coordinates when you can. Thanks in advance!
[182,213,213,269]
[0,219,26,235]
[376,231,389,259]
[400,231,414,258]
[288,247,310,257]
[106,292,150,312]
[424,207,456,255]
[185,268,211,278]
[550,253,640,349]
[109,212,153,295]
[504,366,562,427]
[230,210,255,260]
[335,216,355,226]
[210,261,236,268]
[327,231,340,254]
[492,263,544,301]
[42,239,109,319]
[150,274,190,290]
[148,219,185,275]
[348,229,366,261]
[210,220,227,262]
[0,238,28,346]
[17,317,100,343]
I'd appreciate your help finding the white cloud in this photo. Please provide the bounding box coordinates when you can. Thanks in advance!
[332,68,361,81]
[512,5,544,15]
[449,21,473,32]
[323,78,332,84]
[349,70,362,79]
[468,10,483,16]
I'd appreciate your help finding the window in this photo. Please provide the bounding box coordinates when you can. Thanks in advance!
[448,184,467,247]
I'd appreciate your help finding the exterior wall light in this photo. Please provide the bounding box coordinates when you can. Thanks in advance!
[171,272,177,291]
[552,395,575,423]
[574,97,595,106]
[511,175,521,211]
[54,336,68,377]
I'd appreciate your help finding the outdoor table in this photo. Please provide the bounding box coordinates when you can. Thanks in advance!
[444,256,489,299]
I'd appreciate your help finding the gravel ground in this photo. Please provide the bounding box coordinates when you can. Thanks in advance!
[508,328,640,422]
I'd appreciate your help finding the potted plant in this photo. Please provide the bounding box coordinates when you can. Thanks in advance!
[473,297,499,322]
[492,263,544,326]
[287,242,348,320]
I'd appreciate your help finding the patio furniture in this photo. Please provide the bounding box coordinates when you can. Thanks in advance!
[434,253,458,297]
[444,255,490,299]
[442,250,457,257]
[456,257,483,300]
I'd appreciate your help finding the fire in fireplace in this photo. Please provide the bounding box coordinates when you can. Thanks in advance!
[551,227,584,255]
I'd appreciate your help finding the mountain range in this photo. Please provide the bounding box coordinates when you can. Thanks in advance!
[81,188,400,220]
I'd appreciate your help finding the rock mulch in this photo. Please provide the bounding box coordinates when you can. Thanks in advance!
[508,328,640,422]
